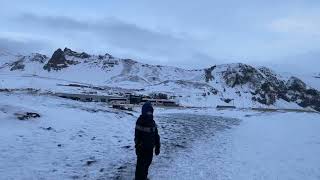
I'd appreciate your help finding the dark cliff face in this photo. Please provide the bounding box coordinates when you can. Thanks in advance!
[43,49,68,71]
[10,58,25,71]
[63,48,91,59]
[285,77,320,111]
[8,53,47,72]
[222,64,264,88]
[207,64,320,111]
[43,48,81,71]
[204,65,216,82]
[30,53,47,63]
[257,75,320,111]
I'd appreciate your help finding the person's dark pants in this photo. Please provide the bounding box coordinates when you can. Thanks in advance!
[135,148,153,180]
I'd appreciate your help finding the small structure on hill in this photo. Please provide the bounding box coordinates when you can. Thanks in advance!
[216,105,236,109]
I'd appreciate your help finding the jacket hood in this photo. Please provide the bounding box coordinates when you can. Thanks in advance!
[141,101,154,116]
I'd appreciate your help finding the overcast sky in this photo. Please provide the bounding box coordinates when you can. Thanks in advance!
[0,0,319,72]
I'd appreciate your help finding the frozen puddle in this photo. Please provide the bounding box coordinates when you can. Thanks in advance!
[111,113,240,180]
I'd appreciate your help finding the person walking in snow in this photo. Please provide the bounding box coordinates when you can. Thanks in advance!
[135,102,161,180]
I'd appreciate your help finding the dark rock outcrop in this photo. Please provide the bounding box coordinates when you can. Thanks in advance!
[205,65,216,82]
[254,75,320,111]
[255,82,278,105]
[9,54,47,71]
[220,65,320,111]
[15,112,40,120]
[222,64,264,88]
[43,48,81,71]
[43,49,68,71]
[10,58,25,71]
[285,77,320,111]
[30,53,47,63]
[63,48,91,59]
[286,77,307,93]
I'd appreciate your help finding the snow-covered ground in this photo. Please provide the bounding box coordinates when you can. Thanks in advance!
[1,92,320,180]
[0,93,137,180]
[149,109,320,180]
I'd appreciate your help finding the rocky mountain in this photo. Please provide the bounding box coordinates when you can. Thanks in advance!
[1,48,320,111]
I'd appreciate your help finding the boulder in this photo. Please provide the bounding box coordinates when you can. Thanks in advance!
[15,112,41,120]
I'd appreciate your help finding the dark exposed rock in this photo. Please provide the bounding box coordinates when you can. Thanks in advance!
[223,98,233,103]
[122,58,137,65]
[222,66,320,111]
[98,55,104,60]
[286,77,307,92]
[10,59,25,71]
[254,82,280,105]
[15,112,40,120]
[30,53,47,63]
[104,53,114,59]
[259,67,287,89]
[86,160,97,166]
[222,63,264,88]
[8,54,47,71]
[219,64,320,110]
[204,65,216,82]
[209,87,218,95]
[43,49,67,71]
[275,77,320,111]
[283,77,320,111]
[0,88,10,92]
[43,48,80,71]
[63,48,91,59]
[306,89,319,96]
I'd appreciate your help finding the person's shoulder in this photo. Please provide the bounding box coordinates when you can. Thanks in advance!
[136,115,144,124]
[152,120,157,126]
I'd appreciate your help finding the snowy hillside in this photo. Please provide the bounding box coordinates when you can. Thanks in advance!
[1,48,320,111]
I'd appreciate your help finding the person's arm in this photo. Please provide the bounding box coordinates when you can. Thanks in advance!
[135,123,141,146]
[134,122,143,156]
[155,125,161,155]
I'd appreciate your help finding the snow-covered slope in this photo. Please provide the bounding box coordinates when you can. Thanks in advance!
[1,48,320,111]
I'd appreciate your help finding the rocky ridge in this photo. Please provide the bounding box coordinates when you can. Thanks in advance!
[1,48,319,111]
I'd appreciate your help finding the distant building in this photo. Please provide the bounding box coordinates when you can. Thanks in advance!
[128,94,143,104]
[55,92,178,107]
[141,98,178,106]
[55,93,127,103]
[216,105,236,109]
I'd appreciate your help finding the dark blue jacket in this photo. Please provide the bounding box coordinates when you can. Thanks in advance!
[134,102,160,150]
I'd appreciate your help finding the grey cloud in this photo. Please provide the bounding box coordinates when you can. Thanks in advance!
[16,13,197,58]
[0,37,50,55]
